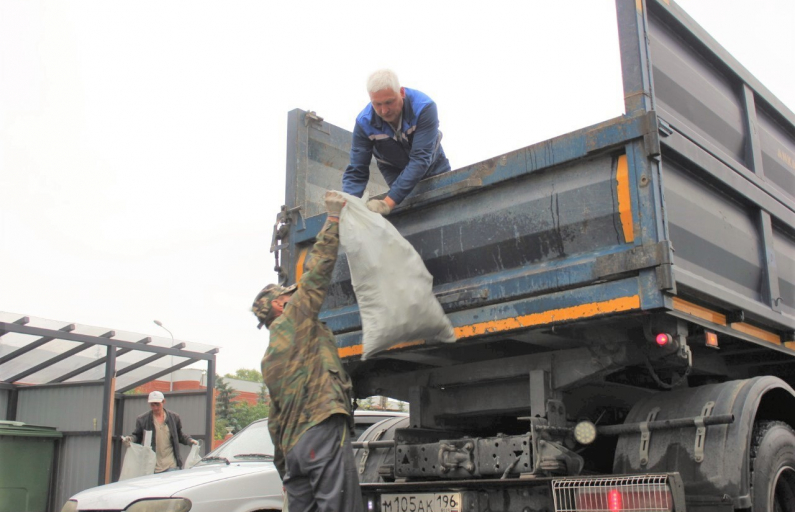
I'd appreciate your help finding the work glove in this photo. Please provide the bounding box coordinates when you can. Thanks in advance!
[324,191,345,217]
[122,436,132,447]
[366,198,392,216]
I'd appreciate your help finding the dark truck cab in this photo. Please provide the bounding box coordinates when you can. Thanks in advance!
[272,1,795,511]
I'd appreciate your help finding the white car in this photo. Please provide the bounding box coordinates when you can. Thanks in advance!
[62,410,406,512]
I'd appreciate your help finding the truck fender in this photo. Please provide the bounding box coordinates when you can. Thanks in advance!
[613,376,795,509]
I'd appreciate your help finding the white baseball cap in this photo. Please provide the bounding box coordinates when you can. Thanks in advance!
[148,391,165,403]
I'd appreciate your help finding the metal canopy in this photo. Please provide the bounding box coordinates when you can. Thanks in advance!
[0,311,219,487]
[0,312,217,387]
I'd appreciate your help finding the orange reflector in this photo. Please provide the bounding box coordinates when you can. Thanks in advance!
[705,331,719,348]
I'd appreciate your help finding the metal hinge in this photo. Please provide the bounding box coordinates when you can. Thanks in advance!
[304,111,330,135]
[655,241,676,292]
[642,111,662,157]
[270,205,302,285]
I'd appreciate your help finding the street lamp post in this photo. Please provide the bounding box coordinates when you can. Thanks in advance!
[154,319,175,392]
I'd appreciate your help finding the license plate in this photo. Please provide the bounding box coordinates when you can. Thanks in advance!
[380,493,462,512]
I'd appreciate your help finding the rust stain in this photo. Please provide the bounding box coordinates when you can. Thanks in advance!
[471,157,499,179]
[616,154,635,243]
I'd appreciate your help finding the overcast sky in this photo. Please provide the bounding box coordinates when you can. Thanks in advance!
[1,0,793,377]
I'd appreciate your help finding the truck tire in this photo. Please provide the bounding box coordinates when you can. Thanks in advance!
[750,421,795,512]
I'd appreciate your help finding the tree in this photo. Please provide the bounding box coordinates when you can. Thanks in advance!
[224,368,263,383]
[215,376,238,420]
[214,418,230,441]
[357,397,377,410]
[230,402,270,432]
[258,383,269,405]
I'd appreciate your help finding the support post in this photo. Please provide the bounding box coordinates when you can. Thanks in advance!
[112,394,126,482]
[98,345,117,485]
[409,385,432,429]
[529,370,551,420]
[6,387,18,421]
[205,357,216,451]
[742,84,781,312]
[615,0,655,114]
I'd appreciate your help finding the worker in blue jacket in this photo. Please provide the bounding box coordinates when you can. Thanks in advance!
[342,69,451,215]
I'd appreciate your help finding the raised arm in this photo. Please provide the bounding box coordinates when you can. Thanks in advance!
[286,192,343,318]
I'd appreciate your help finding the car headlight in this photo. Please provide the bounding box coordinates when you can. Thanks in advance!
[125,498,192,512]
[61,500,78,512]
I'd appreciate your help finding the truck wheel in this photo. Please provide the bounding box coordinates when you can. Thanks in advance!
[751,421,795,512]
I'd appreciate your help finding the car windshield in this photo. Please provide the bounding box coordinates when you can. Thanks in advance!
[199,420,275,464]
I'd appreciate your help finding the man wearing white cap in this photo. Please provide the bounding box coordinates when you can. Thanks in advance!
[123,391,198,473]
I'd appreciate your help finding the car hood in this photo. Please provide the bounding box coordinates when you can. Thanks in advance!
[71,462,277,509]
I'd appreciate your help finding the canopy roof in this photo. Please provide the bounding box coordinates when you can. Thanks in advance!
[0,312,219,392]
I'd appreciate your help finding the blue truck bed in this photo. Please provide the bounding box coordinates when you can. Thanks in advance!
[275,0,795,399]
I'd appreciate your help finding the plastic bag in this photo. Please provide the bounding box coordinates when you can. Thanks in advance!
[119,442,156,480]
[338,192,456,359]
[183,441,202,470]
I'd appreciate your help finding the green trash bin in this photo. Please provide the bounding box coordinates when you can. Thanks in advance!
[0,421,63,512]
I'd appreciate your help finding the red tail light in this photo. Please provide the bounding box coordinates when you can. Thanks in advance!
[554,475,676,512]
[655,333,671,346]
[608,490,622,512]
[575,488,672,512]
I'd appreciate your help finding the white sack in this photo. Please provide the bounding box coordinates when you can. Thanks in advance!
[338,192,456,360]
[183,441,202,470]
[119,442,156,481]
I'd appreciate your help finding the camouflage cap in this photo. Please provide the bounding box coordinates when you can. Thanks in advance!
[251,283,298,329]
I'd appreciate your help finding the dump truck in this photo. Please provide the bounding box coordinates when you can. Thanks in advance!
[270,0,795,510]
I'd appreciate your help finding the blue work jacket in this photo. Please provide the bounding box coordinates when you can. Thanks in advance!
[342,88,451,205]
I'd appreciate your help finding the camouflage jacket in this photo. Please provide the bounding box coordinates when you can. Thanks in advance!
[261,219,354,477]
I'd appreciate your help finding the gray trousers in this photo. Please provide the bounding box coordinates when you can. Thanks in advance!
[283,414,364,512]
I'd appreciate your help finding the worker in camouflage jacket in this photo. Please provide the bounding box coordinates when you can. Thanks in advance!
[252,190,362,512]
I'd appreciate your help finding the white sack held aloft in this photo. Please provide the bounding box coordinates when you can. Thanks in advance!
[338,191,456,360]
